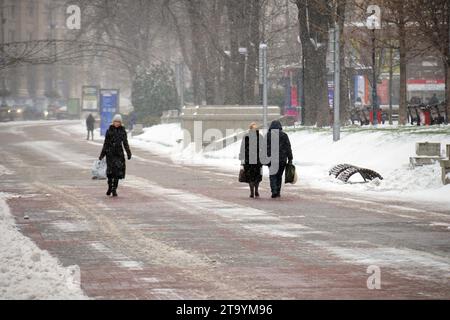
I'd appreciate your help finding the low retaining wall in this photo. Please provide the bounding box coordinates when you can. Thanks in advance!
[181,105,281,150]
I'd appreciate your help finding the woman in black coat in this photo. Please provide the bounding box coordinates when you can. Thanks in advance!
[99,114,132,197]
[239,122,263,198]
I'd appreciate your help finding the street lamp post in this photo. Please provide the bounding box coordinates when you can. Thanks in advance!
[366,5,381,126]
[333,21,340,142]
[239,47,248,104]
[259,43,268,129]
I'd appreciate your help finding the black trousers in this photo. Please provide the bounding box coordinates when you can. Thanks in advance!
[269,163,286,195]
[87,129,94,140]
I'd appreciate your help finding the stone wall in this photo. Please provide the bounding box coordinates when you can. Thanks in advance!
[181,105,281,150]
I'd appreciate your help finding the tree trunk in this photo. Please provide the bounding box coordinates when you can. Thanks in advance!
[296,0,330,126]
[225,0,243,104]
[187,0,219,105]
[245,0,260,104]
[447,0,450,123]
[337,0,349,124]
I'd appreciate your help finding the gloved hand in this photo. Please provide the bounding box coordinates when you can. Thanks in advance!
[99,156,103,161]
[128,154,132,160]
[288,159,293,165]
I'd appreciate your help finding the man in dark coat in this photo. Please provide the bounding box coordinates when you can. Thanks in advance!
[99,114,132,197]
[86,114,95,140]
[239,123,263,198]
[429,93,439,105]
[265,120,293,198]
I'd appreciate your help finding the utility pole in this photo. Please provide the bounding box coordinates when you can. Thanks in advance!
[333,21,340,142]
[0,0,6,106]
[447,0,450,123]
[372,28,378,126]
[239,47,248,104]
[300,40,306,126]
[259,43,268,129]
[366,5,381,126]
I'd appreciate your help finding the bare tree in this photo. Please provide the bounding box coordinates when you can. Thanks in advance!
[408,0,449,121]
[296,0,332,126]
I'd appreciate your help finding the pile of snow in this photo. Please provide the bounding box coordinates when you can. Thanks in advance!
[0,164,13,176]
[129,123,450,205]
[0,192,87,300]
[286,128,450,203]
[131,123,183,156]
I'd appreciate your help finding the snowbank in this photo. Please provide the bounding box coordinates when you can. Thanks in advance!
[286,127,450,204]
[0,192,87,300]
[129,123,450,205]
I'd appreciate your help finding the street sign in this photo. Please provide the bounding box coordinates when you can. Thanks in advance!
[81,86,98,111]
[100,89,119,136]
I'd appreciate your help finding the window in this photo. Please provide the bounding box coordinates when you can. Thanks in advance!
[10,3,15,17]
[8,30,14,42]
[28,1,35,16]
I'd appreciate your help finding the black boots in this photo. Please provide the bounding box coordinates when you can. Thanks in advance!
[112,178,119,197]
[249,183,260,198]
[107,178,119,197]
[106,178,113,196]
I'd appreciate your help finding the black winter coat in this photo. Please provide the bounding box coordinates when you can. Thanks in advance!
[266,120,293,166]
[86,115,95,131]
[239,130,263,183]
[99,125,132,179]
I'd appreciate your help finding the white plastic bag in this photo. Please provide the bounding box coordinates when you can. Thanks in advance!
[92,159,107,179]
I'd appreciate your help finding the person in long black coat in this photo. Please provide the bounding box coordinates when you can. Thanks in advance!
[86,114,95,140]
[99,114,132,197]
[265,120,293,198]
[239,123,263,198]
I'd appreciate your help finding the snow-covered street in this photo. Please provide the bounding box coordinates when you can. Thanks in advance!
[1,120,450,299]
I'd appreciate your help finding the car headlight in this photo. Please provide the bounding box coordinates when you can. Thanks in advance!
[17,109,22,114]
[7,109,11,113]
[44,111,49,117]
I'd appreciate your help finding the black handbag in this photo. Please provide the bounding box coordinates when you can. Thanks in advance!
[239,166,249,183]
[285,163,297,184]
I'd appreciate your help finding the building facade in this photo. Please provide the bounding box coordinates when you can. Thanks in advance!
[0,0,87,113]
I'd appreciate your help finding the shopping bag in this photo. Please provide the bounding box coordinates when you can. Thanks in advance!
[92,159,107,180]
[238,165,249,183]
[285,163,297,184]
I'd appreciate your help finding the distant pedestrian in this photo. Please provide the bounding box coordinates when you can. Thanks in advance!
[429,93,439,105]
[265,120,293,198]
[239,122,263,198]
[129,112,137,131]
[99,114,132,197]
[86,113,95,140]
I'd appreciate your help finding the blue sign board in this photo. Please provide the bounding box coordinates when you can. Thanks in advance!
[100,89,119,136]
[328,82,334,108]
